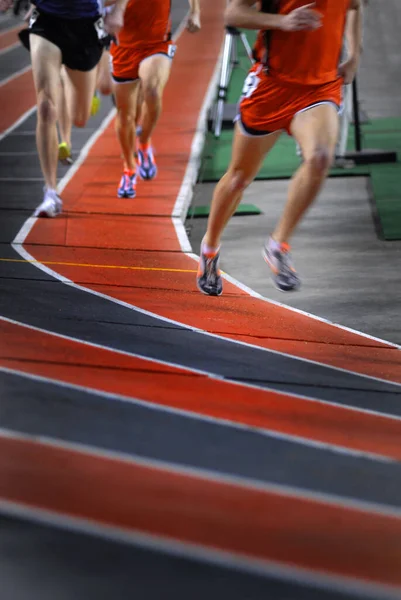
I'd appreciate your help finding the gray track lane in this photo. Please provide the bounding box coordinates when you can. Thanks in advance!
[2,371,401,507]
[1,276,401,412]
[1,515,381,600]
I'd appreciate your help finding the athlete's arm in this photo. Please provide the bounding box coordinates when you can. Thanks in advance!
[0,0,13,12]
[339,0,362,84]
[187,0,201,33]
[224,0,321,32]
[104,0,129,36]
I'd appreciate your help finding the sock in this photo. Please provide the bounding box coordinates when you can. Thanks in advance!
[201,241,220,256]
[139,142,149,153]
[124,167,136,177]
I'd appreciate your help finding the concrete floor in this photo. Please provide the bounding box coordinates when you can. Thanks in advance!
[188,0,401,346]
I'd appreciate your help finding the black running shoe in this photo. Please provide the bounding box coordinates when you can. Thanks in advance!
[262,238,301,292]
[197,248,223,296]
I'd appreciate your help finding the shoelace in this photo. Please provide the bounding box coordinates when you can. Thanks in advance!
[276,249,295,277]
[205,255,219,286]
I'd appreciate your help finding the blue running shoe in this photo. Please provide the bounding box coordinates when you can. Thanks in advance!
[117,171,137,199]
[137,146,157,181]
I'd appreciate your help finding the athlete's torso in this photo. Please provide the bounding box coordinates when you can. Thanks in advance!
[117,0,172,47]
[33,0,101,20]
[257,0,350,86]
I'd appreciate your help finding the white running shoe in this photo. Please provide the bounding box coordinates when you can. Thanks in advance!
[34,188,63,218]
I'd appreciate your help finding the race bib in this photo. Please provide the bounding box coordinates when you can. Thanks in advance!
[168,44,177,59]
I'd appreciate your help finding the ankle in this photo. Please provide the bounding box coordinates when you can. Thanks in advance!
[202,237,220,255]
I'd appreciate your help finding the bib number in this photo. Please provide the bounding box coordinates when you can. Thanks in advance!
[167,44,177,59]
[241,70,261,99]
[94,17,108,41]
[29,8,39,28]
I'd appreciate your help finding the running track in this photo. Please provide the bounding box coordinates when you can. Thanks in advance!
[0,4,401,599]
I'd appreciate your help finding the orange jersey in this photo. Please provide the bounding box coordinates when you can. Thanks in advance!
[117,0,172,48]
[259,0,350,85]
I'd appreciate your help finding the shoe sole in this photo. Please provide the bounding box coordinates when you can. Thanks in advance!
[196,277,223,297]
[261,248,301,293]
[117,192,136,199]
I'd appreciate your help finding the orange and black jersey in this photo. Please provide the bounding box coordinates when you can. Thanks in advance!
[253,0,350,86]
[117,0,172,48]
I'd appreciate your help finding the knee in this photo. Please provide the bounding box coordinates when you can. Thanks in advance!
[227,169,251,193]
[37,92,57,124]
[305,146,333,175]
[142,81,161,103]
[117,108,135,126]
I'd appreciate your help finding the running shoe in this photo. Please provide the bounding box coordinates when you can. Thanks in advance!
[58,142,73,165]
[117,171,137,199]
[91,93,101,117]
[137,146,157,181]
[34,188,63,218]
[197,247,223,296]
[262,238,301,292]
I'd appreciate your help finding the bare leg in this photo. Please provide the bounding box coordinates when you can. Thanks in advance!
[204,124,281,248]
[272,103,339,243]
[113,80,141,172]
[30,34,62,189]
[97,49,113,96]
[138,54,172,146]
[65,65,98,127]
[58,66,73,147]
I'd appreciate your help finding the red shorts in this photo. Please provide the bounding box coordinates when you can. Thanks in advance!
[239,64,343,136]
[110,41,176,82]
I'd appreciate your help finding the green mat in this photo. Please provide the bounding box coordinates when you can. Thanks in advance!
[198,31,401,240]
[188,203,262,218]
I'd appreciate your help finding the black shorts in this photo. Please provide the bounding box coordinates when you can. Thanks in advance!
[26,9,103,71]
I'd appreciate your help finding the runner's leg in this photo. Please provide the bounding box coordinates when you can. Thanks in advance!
[204,123,281,248]
[58,66,73,148]
[30,34,62,190]
[272,103,339,244]
[113,80,141,172]
[65,66,98,127]
[138,54,171,146]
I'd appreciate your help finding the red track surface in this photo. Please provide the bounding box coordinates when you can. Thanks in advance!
[1,2,401,596]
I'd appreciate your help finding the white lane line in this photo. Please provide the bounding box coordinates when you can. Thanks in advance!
[1,426,401,516]
[170,61,401,352]
[8,33,401,392]
[2,314,401,423]
[2,364,399,463]
[0,105,36,142]
[0,63,31,88]
[2,500,400,600]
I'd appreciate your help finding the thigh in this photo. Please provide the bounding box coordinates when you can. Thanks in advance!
[228,122,281,181]
[290,103,339,160]
[138,53,172,92]
[30,33,62,100]
[65,66,98,122]
[113,79,141,115]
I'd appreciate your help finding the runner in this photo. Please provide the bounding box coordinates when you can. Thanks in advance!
[110,0,201,199]
[0,0,128,217]
[197,0,362,296]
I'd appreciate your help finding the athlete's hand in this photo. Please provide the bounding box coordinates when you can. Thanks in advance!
[338,56,358,84]
[0,0,13,12]
[104,5,124,37]
[280,3,322,32]
[187,10,201,33]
